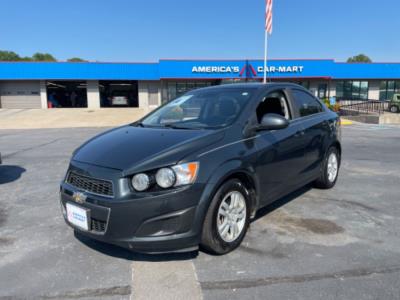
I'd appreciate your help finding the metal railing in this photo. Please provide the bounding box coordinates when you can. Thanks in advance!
[337,99,367,106]
[339,100,390,116]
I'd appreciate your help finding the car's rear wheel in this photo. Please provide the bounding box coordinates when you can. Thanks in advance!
[200,179,250,255]
[390,105,399,113]
[314,146,340,189]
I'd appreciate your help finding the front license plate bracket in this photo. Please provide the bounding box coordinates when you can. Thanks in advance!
[66,202,91,231]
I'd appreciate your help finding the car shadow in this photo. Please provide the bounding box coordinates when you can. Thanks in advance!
[253,184,313,222]
[74,231,198,262]
[0,165,26,184]
[74,184,313,260]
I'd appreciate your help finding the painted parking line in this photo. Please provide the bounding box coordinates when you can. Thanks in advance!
[131,260,202,300]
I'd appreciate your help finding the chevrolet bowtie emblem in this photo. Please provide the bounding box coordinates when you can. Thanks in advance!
[72,191,87,204]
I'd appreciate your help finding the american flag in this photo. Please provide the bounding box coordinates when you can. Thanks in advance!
[265,0,273,35]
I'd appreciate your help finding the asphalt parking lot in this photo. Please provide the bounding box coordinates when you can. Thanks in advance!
[1,123,400,299]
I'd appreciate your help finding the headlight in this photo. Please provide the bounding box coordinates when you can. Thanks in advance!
[132,162,199,191]
[172,162,199,186]
[156,168,176,188]
[131,173,150,191]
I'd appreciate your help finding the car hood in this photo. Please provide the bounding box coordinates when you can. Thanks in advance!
[72,125,224,174]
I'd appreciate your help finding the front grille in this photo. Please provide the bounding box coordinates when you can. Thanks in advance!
[91,218,107,233]
[66,171,114,197]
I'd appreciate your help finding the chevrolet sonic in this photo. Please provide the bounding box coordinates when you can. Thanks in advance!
[60,83,341,254]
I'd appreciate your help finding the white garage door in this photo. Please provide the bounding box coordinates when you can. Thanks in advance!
[0,81,41,109]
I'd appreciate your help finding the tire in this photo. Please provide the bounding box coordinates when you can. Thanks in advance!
[200,179,251,255]
[314,146,340,189]
[390,105,399,113]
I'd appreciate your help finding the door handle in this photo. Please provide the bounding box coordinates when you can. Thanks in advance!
[294,130,305,137]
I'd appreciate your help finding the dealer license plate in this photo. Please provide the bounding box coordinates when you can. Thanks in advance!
[66,203,89,231]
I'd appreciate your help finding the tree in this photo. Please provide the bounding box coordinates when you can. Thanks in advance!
[347,54,372,63]
[32,52,57,62]
[21,56,33,61]
[0,50,21,61]
[67,57,87,62]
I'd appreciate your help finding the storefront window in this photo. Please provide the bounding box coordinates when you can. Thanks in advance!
[300,81,311,89]
[344,81,352,98]
[167,82,177,101]
[351,81,360,99]
[336,81,369,100]
[360,81,368,100]
[379,80,400,100]
[336,81,343,98]
[162,81,218,103]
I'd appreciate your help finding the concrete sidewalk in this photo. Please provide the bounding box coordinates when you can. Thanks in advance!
[0,108,148,129]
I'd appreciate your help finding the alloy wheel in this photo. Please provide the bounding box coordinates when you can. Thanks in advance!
[216,191,247,243]
[327,152,338,183]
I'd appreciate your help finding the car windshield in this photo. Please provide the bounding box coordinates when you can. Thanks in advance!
[140,88,254,129]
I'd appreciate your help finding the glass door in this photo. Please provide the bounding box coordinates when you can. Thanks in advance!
[318,83,327,99]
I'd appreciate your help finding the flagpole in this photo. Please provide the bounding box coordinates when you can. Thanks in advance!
[264,0,272,84]
[263,29,268,84]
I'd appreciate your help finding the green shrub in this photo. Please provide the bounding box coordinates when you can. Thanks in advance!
[323,98,340,112]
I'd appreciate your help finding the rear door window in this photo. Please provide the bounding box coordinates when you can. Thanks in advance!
[291,89,323,117]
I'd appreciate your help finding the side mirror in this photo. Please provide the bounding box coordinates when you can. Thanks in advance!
[257,113,289,131]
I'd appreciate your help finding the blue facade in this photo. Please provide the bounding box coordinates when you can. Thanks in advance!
[0,59,400,80]
[0,62,159,80]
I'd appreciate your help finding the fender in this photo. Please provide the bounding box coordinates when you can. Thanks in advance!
[191,159,261,238]
[208,160,260,212]
[320,117,341,172]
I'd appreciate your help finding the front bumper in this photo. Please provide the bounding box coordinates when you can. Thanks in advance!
[60,162,209,253]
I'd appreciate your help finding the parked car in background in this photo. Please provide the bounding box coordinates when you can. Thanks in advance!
[110,91,129,106]
[389,94,400,113]
[60,83,341,255]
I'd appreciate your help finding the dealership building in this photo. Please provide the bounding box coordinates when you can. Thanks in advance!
[0,59,400,109]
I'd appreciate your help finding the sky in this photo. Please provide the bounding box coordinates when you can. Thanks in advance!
[0,0,399,62]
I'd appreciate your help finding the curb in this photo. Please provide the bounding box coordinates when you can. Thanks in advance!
[341,119,353,125]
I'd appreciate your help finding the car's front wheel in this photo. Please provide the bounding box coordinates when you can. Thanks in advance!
[390,105,399,113]
[200,179,250,255]
[314,146,340,189]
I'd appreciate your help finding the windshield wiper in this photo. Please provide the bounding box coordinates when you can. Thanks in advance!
[131,121,146,127]
[162,123,197,130]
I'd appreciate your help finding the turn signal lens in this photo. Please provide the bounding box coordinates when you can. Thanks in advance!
[172,162,199,186]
